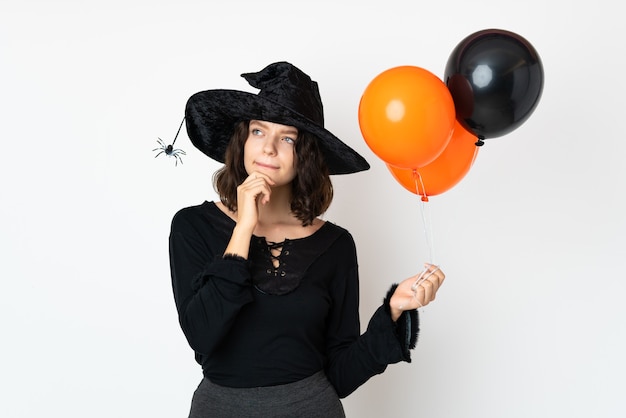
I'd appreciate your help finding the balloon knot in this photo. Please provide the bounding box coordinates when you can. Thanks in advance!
[421,196,429,202]
[475,136,485,147]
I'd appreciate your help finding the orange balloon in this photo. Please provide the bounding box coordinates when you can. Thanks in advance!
[387,121,479,198]
[359,66,456,169]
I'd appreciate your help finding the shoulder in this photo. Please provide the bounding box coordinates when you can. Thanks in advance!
[171,201,207,224]
[321,220,352,239]
[170,201,223,234]
[318,221,357,254]
[171,200,236,241]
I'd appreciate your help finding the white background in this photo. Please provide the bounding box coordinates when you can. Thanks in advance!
[2,0,624,417]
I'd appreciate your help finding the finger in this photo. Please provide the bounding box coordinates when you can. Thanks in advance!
[241,176,273,199]
[420,279,435,303]
[410,270,427,291]
[247,171,275,185]
[423,264,445,287]
[411,267,436,291]
[424,273,442,290]
[432,270,445,287]
[245,177,274,205]
[412,284,429,308]
[423,264,439,278]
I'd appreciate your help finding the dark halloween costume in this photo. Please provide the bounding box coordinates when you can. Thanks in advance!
[170,201,419,402]
[169,62,421,416]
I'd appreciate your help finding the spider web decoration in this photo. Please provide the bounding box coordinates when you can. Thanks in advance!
[153,117,186,166]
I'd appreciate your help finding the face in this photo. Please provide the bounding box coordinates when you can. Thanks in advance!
[244,120,299,186]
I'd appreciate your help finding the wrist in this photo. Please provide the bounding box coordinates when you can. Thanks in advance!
[384,284,402,322]
[390,303,402,322]
[232,222,255,237]
[224,225,254,259]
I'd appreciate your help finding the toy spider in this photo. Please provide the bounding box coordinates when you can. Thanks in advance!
[154,117,186,166]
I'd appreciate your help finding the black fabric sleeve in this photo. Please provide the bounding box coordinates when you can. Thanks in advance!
[169,208,254,357]
[383,284,420,355]
[323,234,420,398]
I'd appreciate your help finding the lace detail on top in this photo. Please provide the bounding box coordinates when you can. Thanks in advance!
[250,237,294,295]
[248,226,343,296]
[266,240,286,270]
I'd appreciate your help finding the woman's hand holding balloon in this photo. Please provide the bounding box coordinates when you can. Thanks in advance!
[390,264,445,321]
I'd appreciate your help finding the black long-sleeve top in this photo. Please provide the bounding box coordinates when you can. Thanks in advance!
[169,201,418,398]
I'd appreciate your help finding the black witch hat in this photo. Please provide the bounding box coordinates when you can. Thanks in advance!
[184,61,369,175]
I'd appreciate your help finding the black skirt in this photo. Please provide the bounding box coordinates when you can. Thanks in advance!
[189,371,345,417]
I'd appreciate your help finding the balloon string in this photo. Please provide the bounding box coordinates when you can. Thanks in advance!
[413,170,435,264]
[420,198,435,264]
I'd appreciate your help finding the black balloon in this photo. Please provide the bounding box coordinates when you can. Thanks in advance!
[444,29,544,142]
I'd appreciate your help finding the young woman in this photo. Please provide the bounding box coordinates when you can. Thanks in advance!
[169,61,445,417]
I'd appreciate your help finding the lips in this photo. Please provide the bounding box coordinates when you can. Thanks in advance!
[255,161,279,170]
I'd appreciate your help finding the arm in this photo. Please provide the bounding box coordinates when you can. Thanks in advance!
[169,208,254,356]
[323,234,444,398]
[169,171,276,356]
[324,265,414,398]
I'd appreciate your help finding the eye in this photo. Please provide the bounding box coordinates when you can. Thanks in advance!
[251,128,263,136]
[282,136,296,145]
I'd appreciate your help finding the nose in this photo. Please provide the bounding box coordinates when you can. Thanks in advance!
[262,136,278,155]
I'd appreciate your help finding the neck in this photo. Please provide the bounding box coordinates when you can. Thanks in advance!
[257,184,296,226]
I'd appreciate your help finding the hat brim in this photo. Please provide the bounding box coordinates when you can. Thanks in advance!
[185,89,370,175]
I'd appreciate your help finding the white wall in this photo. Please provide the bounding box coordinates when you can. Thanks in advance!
[2,0,624,417]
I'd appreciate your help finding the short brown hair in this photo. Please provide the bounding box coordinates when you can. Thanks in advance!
[214,121,333,226]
